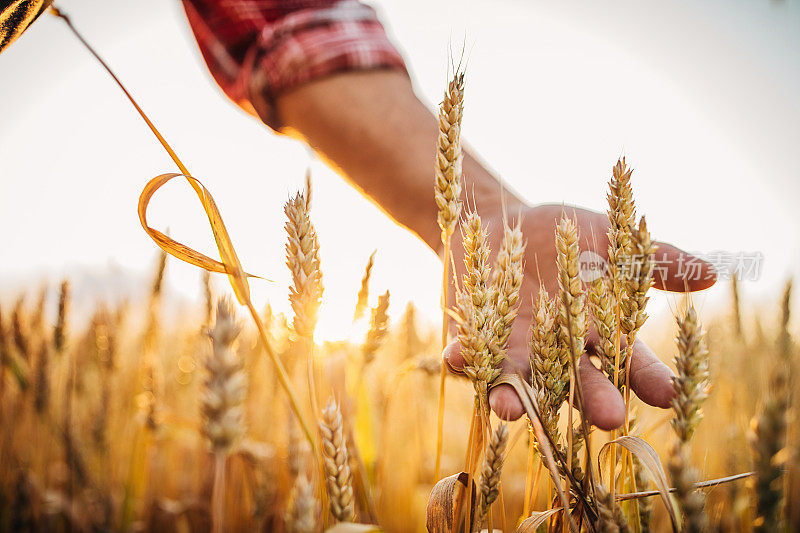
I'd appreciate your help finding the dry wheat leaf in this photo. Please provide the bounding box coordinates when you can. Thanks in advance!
[598,435,678,532]
[325,524,382,532]
[493,373,579,532]
[0,0,51,55]
[138,172,267,305]
[426,472,476,533]
[515,507,563,533]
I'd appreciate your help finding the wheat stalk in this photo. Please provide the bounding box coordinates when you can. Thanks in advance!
[604,158,635,406]
[669,305,710,532]
[202,299,247,533]
[629,413,654,532]
[141,251,167,430]
[319,397,355,522]
[749,280,792,532]
[287,410,311,479]
[33,341,49,414]
[602,159,642,503]
[92,310,116,450]
[554,214,598,503]
[731,276,744,340]
[285,191,324,421]
[434,68,465,482]
[202,270,213,327]
[0,303,7,396]
[400,302,421,360]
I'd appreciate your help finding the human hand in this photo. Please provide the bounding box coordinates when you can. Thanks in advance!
[442,202,716,430]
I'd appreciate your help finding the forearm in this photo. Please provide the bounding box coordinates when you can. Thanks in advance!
[273,70,525,252]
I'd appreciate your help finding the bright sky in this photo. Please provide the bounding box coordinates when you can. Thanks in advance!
[1,0,799,341]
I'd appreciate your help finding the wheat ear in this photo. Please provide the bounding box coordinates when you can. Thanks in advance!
[606,158,635,299]
[362,290,390,365]
[53,280,69,354]
[319,397,355,522]
[478,423,508,521]
[353,250,376,322]
[588,276,617,380]
[491,218,526,348]
[596,483,632,533]
[202,299,247,453]
[621,217,655,346]
[529,285,569,443]
[556,216,589,362]
[11,299,30,362]
[455,210,502,398]
[285,193,324,341]
[33,341,49,414]
[434,70,464,240]
[285,475,319,533]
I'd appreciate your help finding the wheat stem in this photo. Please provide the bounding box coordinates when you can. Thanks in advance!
[51,7,318,453]
[211,452,226,533]
[435,237,450,482]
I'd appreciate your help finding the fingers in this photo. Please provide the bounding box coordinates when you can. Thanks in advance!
[491,322,533,421]
[443,341,627,427]
[577,354,626,430]
[628,339,676,409]
[442,340,465,373]
[442,340,527,421]
[489,384,526,421]
[443,340,527,421]
[443,339,673,427]
[652,242,716,292]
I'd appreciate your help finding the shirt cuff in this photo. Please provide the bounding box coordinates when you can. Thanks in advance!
[243,0,407,130]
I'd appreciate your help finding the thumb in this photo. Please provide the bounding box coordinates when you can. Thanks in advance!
[651,242,716,292]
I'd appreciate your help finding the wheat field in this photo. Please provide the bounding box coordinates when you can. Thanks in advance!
[1,7,798,532]
[0,189,796,532]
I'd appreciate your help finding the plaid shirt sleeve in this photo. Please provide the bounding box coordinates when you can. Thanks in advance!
[181,0,407,129]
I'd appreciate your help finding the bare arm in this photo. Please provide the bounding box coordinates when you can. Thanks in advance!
[273,69,515,253]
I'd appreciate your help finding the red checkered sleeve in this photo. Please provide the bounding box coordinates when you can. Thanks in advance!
[181,0,407,129]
